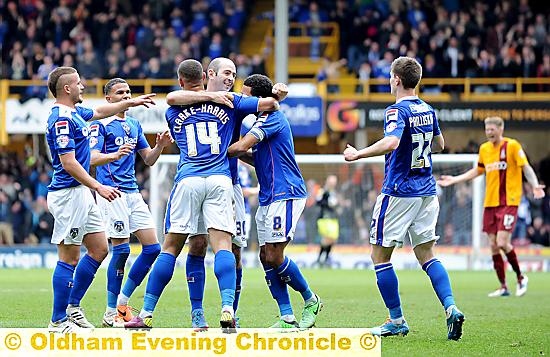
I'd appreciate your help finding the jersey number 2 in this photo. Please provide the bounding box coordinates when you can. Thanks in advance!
[185,122,221,156]
[411,132,433,169]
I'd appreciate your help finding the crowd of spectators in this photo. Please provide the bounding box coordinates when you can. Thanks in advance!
[288,0,550,92]
[0,0,268,99]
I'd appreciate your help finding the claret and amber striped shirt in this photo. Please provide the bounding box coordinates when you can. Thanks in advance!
[477,137,528,207]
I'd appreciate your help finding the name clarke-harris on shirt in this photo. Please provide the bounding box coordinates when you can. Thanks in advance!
[173,104,231,133]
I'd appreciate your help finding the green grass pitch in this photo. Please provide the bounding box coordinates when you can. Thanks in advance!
[1,268,549,356]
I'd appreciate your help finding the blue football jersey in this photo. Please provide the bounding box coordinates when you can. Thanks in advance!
[381,95,441,197]
[46,104,94,191]
[165,93,259,182]
[248,110,307,206]
[89,116,150,193]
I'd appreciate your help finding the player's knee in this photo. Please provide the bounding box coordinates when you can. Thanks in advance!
[264,251,283,268]
[89,245,109,262]
[189,236,208,256]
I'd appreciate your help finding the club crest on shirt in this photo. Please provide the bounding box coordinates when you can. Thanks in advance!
[89,136,98,148]
[56,135,70,148]
[81,126,89,137]
[114,221,124,233]
[122,122,131,135]
[69,228,79,238]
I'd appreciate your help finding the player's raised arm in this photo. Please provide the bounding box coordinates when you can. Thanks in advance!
[90,144,134,167]
[139,130,174,166]
[166,90,234,108]
[343,136,400,162]
[92,93,156,120]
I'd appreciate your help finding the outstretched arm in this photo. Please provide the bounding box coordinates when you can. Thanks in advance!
[90,144,134,166]
[437,167,483,187]
[432,134,445,153]
[343,136,400,162]
[522,164,546,199]
[92,94,156,120]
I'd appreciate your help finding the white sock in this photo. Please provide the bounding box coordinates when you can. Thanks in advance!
[105,307,116,314]
[139,309,152,319]
[390,317,404,325]
[117,293,130,307]
[305,294,318,305]
[281,314,296,323]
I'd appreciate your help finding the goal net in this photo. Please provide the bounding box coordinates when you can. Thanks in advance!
[150,154,483,256]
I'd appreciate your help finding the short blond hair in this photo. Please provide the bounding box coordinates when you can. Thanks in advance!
[484,116,504,128]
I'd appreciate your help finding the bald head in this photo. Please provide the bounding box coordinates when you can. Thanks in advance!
[47,66,77,98]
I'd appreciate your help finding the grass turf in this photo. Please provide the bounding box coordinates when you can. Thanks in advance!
[0,268,548,356]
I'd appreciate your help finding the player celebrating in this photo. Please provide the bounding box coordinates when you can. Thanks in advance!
[343,57,465,340]
[228,74,323,330]
[45,67,155,332]
[438,116,545,297]
[89,78,173,327]
[124,59,279,330]
[165,58,278,330]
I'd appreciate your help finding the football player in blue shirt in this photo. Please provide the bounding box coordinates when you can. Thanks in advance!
[343,56,465,340]
[228,74,323,330]
[165,58,281,330]
[125,59,279,330]
[89,78,173,327]
[45,67,155,333]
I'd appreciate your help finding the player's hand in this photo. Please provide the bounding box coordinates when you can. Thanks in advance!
[533,184,546,199]
[209,91,234,108]
[272,83,288,101]
[114,143,135,160]
[343,144,359,162]
[129,93,156,108]
[156,130,174,148]
[436,175,455,187]
[96,185,122,202]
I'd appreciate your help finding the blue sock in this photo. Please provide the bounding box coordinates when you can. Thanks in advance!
[214,250,236,308]
[264,264,293,316]
[186,254,206,311]
[122,243,161,299]
[422,258,455,310]
[52,261,75,322]
[143,252,176,313]
[68,254,100,306]
[276,256,313,301]
[233,267,243,313]
[107,243,130,308]
[375,263,403,320]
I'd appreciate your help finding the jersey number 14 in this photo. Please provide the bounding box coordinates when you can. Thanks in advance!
[411,131,433,169]
[185,122,221,157]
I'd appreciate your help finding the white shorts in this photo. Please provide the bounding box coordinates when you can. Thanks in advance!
[256,198,306,246]
[97,191,155,238]
[165,175,235,235]
[233,184,249,248]
[369,194,439,248]
[47,185,104,245]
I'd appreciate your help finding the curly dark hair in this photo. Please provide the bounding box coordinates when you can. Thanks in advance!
[243,74,274,98]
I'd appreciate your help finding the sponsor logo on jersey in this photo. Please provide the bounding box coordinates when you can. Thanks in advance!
[55,121,69,135]
[386,122,397,133]
[114,221,124,233]
[89,124,99,137]
[56,135,70,148]
[272,231,285,238]
[115,137,124,145]
[385,109,398,122]
[485,161,507,172]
